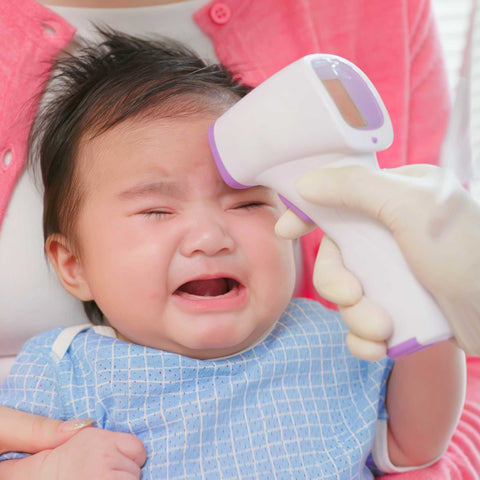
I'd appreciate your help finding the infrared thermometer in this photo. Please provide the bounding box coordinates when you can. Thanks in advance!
[208,54,453,358]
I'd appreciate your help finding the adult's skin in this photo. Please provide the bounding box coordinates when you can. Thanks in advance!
[0,407,146,480]
[276,164,480,359]
[0,406,92,456]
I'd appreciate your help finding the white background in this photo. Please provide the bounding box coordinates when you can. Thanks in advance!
[433,0,480,198]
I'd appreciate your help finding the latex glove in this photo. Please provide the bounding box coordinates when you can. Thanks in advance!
[276,165,480,359]
[0,406,92,455]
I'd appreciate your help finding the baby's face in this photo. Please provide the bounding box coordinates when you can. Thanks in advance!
[72,111,296,358]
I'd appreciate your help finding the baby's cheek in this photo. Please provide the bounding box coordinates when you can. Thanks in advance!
[265,234,296,286]
[272,199,288,220]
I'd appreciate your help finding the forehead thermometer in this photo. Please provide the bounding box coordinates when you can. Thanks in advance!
[209,54,452,358]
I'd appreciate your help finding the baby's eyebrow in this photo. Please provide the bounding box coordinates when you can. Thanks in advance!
[118,181,184,200]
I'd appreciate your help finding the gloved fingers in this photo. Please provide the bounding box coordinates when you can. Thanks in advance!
[312,235,363,306]
[295,166,396,217]
[338,296,394,342]
[295,164,464,227]
[275,208,316,239]
[390,164,438,178]
[345,332,388,362]
[294,165,438,226]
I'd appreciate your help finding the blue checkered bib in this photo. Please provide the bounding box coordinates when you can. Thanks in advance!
[0,299,392,479]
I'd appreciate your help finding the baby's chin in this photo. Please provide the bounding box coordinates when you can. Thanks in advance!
[181,320,280,360]
[113,318,277,360]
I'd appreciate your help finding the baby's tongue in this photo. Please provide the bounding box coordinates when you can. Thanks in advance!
[180,278,228,297]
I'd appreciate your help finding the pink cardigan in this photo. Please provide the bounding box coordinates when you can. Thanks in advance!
[1,1,477,478]
[0,0,74,228]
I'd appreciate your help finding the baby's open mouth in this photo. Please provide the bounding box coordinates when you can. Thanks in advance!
[175,278,240,297]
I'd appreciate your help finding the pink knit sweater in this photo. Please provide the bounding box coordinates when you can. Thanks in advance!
[0,0,74,227]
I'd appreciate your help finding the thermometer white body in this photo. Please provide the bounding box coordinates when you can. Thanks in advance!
[209,54,452,358]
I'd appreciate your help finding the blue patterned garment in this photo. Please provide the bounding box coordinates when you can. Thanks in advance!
[0,299,393,479]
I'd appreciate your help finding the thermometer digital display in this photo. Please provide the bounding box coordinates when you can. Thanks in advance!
[321,79,367,128]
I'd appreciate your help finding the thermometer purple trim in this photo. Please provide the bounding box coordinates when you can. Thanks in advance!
[209,124,314,223]
[209,123,250,189]
[278,196,314,223]
[387,338,431,359]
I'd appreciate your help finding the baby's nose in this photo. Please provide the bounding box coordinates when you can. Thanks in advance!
[179,216,235,257]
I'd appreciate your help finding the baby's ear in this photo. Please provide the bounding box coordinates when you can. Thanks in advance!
[46,234,93,301]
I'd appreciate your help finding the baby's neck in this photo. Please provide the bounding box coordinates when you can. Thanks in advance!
[40,0,189,7]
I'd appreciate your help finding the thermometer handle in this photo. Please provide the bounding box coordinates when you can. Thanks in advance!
[262,154,453,358]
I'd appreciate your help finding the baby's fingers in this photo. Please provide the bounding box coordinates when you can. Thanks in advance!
[115,433,147,468]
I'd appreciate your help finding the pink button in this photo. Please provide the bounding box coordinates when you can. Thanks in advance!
[209,2,232,25]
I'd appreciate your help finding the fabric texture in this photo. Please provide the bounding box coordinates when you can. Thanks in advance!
[0,299,393,480]
[0,0,74,230]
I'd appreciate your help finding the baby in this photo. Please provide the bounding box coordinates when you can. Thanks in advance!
[0,30,465,479]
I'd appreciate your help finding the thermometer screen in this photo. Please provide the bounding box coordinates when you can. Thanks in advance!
[322,78,367,128]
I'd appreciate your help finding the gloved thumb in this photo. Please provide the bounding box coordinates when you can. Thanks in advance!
[275,208,316,239]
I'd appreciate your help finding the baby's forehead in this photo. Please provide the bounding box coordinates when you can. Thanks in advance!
[74,109,227,193]
[77,95,232,154]
[82,91,235,138]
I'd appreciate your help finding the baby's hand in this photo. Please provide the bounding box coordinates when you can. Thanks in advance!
[37,427,146,480]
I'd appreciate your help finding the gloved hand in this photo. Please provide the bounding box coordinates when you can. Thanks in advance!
[276,165,480,360]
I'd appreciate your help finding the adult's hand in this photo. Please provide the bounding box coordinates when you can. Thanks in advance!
[0,411,145,480]
[276,165,480,359]
[0,406,92,455]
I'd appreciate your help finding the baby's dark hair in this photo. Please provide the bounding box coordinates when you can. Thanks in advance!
[30,28,250,325]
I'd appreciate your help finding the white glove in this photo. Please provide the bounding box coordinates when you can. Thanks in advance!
[276,165,480,359]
